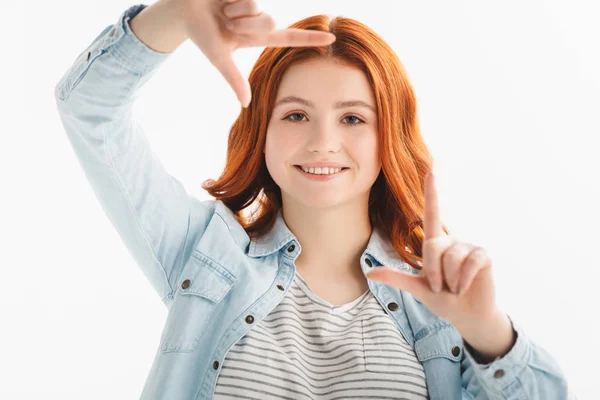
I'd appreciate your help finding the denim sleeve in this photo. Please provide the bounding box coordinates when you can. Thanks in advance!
[460,314,576,399]
[54,4,215,307]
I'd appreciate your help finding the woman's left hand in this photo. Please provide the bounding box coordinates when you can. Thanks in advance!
[365,170,499,331]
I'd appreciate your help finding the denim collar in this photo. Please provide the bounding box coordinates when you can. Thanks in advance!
[244,206,416,273]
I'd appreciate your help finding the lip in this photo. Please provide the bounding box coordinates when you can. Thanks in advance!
[294,165,349,181]
[295,162,349,169]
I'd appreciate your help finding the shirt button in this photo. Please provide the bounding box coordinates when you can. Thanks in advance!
[277,284,284,291]
[245,315,254,324]
[451,346,461,357]
[287,244,295,252]
[87,51,91,61]
[365,258,372,267]
[213,361,219,370]
[181,279,191,289]
[493,369,505,378]
[387,302,399,311]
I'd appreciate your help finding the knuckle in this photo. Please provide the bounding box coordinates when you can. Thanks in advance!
[248,0,261,15]
[222,4,237,18]
[263,14,276,31]
[469,247,487,261]
[443,246,462,264]
[224,0,260,18]
[222,4,240,18]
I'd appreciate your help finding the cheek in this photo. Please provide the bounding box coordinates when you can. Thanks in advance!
[265,129,302,158]
[356,130,378,150]
[264,132,295,176]
[351,133,381,171]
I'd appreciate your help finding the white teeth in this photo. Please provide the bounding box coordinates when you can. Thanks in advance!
[300,166,343,175]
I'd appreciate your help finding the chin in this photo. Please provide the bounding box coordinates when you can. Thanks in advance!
[285,190,353,210]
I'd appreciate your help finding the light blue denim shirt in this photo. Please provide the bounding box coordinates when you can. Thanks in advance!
[54,4,573,399]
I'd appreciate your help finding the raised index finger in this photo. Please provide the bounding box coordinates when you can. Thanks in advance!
[263,28,336,48]
[423,170,444,240]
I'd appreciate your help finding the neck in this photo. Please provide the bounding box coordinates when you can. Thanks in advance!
[281,195,373,280]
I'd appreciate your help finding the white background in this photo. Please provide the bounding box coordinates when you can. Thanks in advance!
[4,0,599,398]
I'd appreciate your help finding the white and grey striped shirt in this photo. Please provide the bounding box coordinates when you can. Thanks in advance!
[213,271,429,399]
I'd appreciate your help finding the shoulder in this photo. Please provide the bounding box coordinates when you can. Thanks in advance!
[192,198,251,256]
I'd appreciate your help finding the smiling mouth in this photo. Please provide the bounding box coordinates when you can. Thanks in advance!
[293,165,350,173]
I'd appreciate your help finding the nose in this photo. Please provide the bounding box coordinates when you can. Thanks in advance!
[306,121,342,154]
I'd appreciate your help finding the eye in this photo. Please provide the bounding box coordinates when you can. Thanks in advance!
[342,115,365,125]
[282,112,365,126]
[283,112,307,122]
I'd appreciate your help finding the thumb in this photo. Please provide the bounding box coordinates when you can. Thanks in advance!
[212,53,251,108]
[366,267,429,300]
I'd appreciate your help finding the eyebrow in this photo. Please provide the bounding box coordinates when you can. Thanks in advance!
[274,96,376,113]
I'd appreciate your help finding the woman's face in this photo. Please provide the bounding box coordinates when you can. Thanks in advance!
[264,58,381,209]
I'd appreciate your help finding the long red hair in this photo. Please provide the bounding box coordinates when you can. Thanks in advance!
[202,14,450,271]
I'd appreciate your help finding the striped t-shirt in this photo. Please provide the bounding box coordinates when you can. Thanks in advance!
[213,270,429,399]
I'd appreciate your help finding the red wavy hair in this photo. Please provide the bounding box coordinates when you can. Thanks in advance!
[202,14,450,271]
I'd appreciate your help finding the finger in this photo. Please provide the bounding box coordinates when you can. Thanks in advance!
[235,29,336,50]
[223,0,261,19]
[211,53,251,108]
[423,234,455,293]
[457,248,490,295]
[226,12,275,35]
[226,12,337,47]
[366,267,431,301]
[442,243,473,294]
[264,28,337,47]
[423,170,444,240]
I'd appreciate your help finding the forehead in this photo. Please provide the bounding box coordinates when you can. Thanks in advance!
[275,58,375,106]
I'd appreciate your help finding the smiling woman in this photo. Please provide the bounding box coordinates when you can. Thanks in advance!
[203,19,435,273]
[262,57,381,224]
[53,0,573,399]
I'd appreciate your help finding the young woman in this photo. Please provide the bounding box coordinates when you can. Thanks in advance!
[55,0,573,399]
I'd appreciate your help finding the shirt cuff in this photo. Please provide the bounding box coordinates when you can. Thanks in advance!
[462,314,531,391]
[100,3,172,74]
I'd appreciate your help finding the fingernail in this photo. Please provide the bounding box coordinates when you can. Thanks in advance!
[226,21,234,30]
[431,282,441,293]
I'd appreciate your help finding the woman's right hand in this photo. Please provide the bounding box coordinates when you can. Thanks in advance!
[175,0,336,108]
